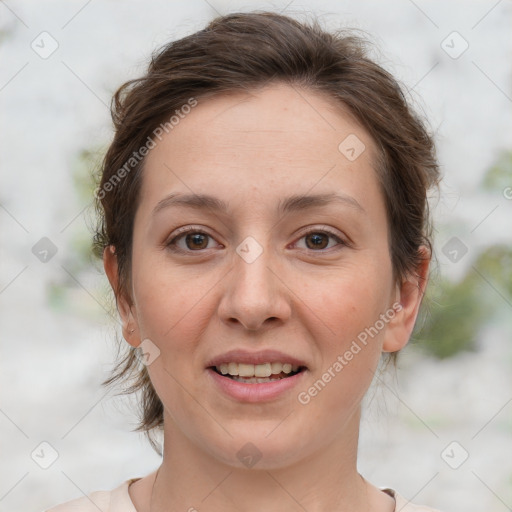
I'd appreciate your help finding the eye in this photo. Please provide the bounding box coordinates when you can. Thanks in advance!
[166,228,221,253]
[294,229,346,251]
[166,226,347,254]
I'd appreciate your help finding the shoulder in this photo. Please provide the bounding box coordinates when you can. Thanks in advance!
[44,478,138,512]
[383,488,443,512]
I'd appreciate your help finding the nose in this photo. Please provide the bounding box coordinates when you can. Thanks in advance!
[217,244,292,332]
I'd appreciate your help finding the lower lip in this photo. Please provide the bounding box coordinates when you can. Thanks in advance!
[207,368,307,403]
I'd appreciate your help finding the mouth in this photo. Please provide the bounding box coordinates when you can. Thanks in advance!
[209,362,307,384]
[205,350,309,401]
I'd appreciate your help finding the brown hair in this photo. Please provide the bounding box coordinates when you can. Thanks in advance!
[92,11,440,452]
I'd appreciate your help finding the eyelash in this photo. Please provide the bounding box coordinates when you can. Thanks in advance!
[165,226,347,254]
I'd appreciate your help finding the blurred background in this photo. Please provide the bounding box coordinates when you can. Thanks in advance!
[1,1,511,511]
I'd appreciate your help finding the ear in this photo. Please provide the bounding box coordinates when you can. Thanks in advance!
[103,245,140,348]
[382,246,430,353]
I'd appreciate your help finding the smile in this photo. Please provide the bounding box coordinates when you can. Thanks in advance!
[207,364,307,402]
[206,350,308,401]
[213,362,303,383]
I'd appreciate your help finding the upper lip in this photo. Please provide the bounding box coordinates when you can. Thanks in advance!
[206,349,308,369]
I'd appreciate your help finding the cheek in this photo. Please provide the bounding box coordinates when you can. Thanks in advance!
[132,251,217,343]
[130,257,216,423]
[300,268,390,402]
[311,267,390,346]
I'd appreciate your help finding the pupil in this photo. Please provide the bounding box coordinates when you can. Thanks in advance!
[187,233,208,249]
[307,233,327,249]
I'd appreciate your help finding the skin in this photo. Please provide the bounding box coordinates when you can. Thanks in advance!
[104,83,429,512]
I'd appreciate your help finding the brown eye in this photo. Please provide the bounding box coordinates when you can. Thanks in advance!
[167,229,219,253]
[295,230,345,251]
[185,232,209,250]
[305,232,330,250]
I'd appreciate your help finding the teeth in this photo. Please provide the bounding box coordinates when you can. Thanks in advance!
[282,363,292,374]
[255,363,271,377]
[271,362,282,374]
[231,376,283,383]
[228,362,239,375]
[238,363,254,377]
[214,362,300,378]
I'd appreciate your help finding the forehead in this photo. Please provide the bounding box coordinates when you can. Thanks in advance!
[138,84,382,217]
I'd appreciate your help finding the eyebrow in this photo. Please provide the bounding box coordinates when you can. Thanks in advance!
[151,191,366,218]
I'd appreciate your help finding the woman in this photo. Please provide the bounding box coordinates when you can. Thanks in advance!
[48,11,440,512]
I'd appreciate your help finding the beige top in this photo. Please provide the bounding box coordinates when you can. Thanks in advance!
[45,477,441,512]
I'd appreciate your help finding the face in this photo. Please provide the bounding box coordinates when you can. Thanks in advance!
[105,83,426,469]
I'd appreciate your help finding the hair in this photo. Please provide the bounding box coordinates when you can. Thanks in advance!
[92,11,440,453]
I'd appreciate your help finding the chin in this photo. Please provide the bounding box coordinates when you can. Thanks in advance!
[201,428,313,471]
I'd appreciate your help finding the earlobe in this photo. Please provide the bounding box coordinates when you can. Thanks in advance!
[382,247,430,353]
[103,245,140,348]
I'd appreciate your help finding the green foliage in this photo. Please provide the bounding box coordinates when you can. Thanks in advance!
[67,146,105,270]
[0,26,15,46]
[482,150,512,192]
[414,244,512,358]
[473,245,512,298]
[46,146,106,316]
[413,148,512,359]
[47,282,67,311]
[72,148,103,203]
[414,272,483,358]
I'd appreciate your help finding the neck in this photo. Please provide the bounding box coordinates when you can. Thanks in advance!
[150,408,375,512]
